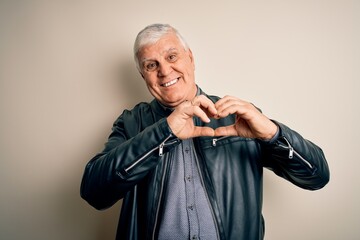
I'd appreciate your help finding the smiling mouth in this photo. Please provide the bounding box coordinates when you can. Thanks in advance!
[161,78,179,87]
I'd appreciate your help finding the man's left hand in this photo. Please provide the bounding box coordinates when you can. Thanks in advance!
[214,96,278,140]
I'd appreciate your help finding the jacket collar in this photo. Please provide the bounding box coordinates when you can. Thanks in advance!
[150,85,203,118]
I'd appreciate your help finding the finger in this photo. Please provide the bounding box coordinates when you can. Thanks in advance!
[178,100,212,122]
[214,95,239,109]
[217,102,257,120]
[192,95,217,116]
[216,103,243,118]
[191,105,211,123]
[215,96,248,113]
[214,125,238,136]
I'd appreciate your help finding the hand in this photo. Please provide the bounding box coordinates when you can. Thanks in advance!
[167,95,218,139]
[214,96,278,140]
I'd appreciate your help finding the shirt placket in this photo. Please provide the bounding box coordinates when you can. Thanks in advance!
[183,139,200,240]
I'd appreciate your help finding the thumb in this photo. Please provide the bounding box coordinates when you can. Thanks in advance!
[214,125,238,136]
[192,126,215,138]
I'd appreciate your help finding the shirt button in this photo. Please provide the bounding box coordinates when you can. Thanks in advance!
[192,235,198,240]
[185,147,190,154]
[188,205,194,210]
[185,176,191,182]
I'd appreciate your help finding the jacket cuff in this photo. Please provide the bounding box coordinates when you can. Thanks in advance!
[158,118,178,141]
[257,120,280,145]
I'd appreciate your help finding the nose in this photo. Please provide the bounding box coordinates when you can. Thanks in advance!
[157,62,172,77]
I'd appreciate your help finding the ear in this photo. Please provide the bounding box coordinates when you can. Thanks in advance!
[138,70,145,79]
[187,49,195,70]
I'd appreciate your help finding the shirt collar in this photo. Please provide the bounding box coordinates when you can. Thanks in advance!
[150,85,202,117]
[156,85,201,112]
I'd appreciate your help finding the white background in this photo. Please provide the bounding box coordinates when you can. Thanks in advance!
[0,1,359,239]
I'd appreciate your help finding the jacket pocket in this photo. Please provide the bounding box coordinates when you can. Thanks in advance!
[199,136,255,149]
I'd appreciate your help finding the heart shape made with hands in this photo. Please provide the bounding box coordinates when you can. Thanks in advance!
[167,95,278,140]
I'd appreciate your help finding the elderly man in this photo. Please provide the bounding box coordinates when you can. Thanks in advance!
[81,24,329,240]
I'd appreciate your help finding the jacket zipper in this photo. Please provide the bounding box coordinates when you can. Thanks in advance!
[193,139,221,240]
[214,135,314,170]
[277,136,314,169]
[124,134,173,174]
[212,136,231,147]
[151,157,169,240]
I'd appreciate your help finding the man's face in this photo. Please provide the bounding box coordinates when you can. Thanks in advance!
[137,33,197,108]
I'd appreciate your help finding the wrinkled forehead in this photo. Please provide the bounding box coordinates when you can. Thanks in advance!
[138,33,185,59]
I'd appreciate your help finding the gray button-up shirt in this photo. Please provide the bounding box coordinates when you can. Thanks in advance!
[158,138,218,240]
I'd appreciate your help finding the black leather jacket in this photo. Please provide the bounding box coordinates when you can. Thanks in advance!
[80,90,330,240]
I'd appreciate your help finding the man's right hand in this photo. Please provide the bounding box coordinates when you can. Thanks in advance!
[167,95,218,139]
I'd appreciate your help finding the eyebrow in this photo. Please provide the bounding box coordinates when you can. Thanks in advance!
[141,47,179,64]
[167,47,178,53]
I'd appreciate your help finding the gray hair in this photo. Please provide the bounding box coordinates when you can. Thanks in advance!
[133,23,190,71]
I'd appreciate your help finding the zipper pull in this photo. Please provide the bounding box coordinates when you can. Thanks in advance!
[282,136,294,159]
[159,142,165,156]
[159,134,173,156]
[212,138,218,147]
[289,146,294,159]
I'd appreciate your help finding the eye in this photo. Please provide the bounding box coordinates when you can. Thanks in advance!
[145,62,158,72]
[168,54,177,62]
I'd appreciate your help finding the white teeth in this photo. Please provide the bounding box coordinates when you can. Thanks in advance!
[163,78,179,87]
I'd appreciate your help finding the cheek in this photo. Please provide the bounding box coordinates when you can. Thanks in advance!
[184,67,195,81]
[143,75,157,86]
[184,61,195,76]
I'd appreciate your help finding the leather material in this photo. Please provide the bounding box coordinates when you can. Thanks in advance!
[80,89,330,240]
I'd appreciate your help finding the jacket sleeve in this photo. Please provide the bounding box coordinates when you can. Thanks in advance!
[259,121,330,190]
[80,111,179,210]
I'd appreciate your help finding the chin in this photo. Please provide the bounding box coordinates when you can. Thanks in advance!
[162,98,185,107]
